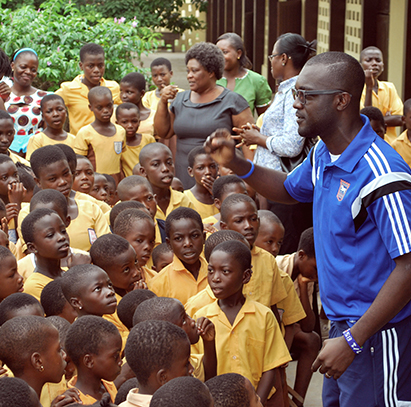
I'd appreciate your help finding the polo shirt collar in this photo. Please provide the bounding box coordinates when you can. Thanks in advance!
[172,254,208,279]
[319,114,377,173]
[202,296,256,320]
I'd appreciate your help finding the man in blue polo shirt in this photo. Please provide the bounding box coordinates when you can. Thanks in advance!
[204,52,411,406]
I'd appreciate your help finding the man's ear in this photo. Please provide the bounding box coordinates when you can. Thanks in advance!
[335,92,352,111]
[83,354,94,369]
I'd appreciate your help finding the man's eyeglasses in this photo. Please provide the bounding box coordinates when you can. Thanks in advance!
[291,88,351,105]
[268,53,281,62]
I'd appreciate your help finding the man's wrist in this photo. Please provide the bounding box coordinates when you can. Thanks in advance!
[342,328,363,354]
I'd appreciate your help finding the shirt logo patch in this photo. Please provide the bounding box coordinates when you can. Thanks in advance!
[337,179,350,201]
[88,228,97,245]
[114,141,122,155]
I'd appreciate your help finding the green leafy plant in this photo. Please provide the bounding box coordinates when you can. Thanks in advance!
[0,0,161,90]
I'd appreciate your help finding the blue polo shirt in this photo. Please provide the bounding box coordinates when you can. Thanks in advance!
[284,115,411,323]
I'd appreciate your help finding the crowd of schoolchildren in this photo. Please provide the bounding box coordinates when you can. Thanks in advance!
[0,40,408,407]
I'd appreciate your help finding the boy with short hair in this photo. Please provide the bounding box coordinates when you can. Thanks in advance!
[185,146,219,220]
[360,46,403,144]
[0,246,23,302]
[104,173,119,206]
[90,234,141,346]
[56,43,121,135]
[119,320,193,407]
[255,210,284,258]
[220,194,287,314]
[194,240,291,405]
[74,87,126,184]
[360,106,386,139]
[151,242,173,272]
[90,173,110,204]
[65,315,122,403]
[116,103,156,177]
[21,208,70,301]
[391,99,411,167]
[202,175,248,229]
[139,143,194,220]
[113,208,157,282]
[0,292,44,326]
[149,207,207,305]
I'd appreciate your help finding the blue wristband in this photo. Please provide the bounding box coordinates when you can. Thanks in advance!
[343,328,363,354]
[238,159,255,180]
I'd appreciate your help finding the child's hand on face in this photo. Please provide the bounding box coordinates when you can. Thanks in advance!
[297,272,317,285]
[200,175,215,195]
[66,252,92,268]
[134,279,148,290]
[0,217,8,234]
[364,69,375,89]
[8,182,26,205]
[5,203,19,220]
[196,317,215,342]
[203,223,218,234]
[50,388,82,406]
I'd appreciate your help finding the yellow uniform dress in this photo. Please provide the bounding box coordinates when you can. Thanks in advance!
[202,215,219,226]
[74,124,126,184]
[185,285,216,317]
[141,265,157,283]
[360,81,403,144]
[148,254,208,305]
[24,272,53,301]
[56,76,121,135]
[40,379,68,407]
[193,297,291,393]
[103,293,129,350]
[74,190,111,214]
[121,134,156,177]
[391,130,411,167]
[277,271,306,334]
[276,254,315,308]
[119,388,152,407]
[17,196,110,252]
[137,110,156,137]
[154,188,194,221]
[183,190,219,220]
[18,248,89,281]
[247,246,287,307]
[26,132,76,160]
[7,149,30,166]
[142,88,185,111]
[68,376,117,405]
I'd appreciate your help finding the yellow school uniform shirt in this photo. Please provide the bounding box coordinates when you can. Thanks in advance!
[74,190,111,214]
[26,132,76,160]
[74,124,126,182]
[193,297,291,392]
[155,188,195,221]
[103,293,129,350]
[277,271,306,332]
[247,246,287,308]
[185,285,216,317]
[202,215,219,226]
[24,272,53,301]
[391,130,411,167]
[17,196,110,253]
[121,134,156,177]
[18,248,90,281]
[360,81,403,144]
[142,265,157,282]
[68,376,117,404]
[40,379,68,407]
[148,254,208,305]
[7,149,30,166]
[119,388,152,407]
[137,109,156,137]
[276,254,314,308]
[142,88,185,111]
[183,190,219,220]
[56,75,121,135]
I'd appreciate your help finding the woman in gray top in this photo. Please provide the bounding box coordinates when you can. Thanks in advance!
[154,42,254,188]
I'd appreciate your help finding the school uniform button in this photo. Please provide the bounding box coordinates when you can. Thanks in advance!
[232,356,237,360]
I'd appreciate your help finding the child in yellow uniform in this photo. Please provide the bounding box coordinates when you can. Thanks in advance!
[113,208,157,283]
[0,246,24,302]
[21,208,70,301]
[117,103,156,177]
[185,229,249,317]
[120,73,155,138]
[360,46,403,144]
[220,194,287,314]
[20,145,110,251]
[202,175,248,230]
[151,242,174,272]
[120,320,194,407]
[26,95,75,160]
[392,99,411,167]
[90,234,141,348]
[194,241,291,405]
[184,146,219,220]
[139,143,194,221]
[74,86,126,185]
[149,207,207,305]
[65,316,121,404]
[134,296,217,382]
[56,43,121,135]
